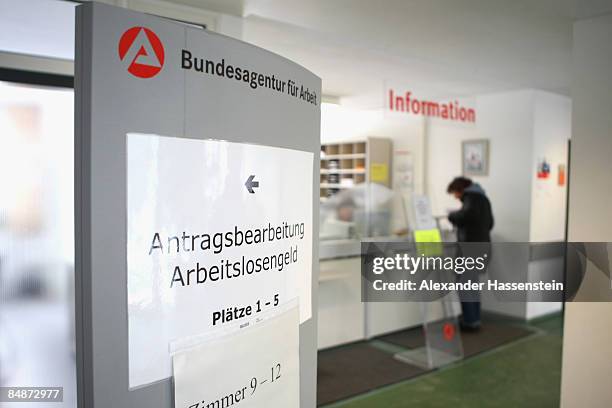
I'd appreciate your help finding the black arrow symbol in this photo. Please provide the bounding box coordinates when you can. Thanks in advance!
[245,175,259,194]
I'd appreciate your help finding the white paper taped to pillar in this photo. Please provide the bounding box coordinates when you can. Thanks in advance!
[172,305,300,408]
[127,134,313,387]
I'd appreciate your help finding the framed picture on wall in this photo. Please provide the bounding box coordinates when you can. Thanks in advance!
[462,139,489,176]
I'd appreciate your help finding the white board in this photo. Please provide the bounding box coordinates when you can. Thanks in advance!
[126,133,313,388]
[173,305,300,408]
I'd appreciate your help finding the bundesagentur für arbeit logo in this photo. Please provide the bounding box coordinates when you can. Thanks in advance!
[118,27,165,78]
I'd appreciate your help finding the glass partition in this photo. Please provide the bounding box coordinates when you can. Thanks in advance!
[0,81,75,407]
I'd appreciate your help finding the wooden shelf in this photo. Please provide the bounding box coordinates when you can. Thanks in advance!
[321,153,366,160]
[320,168,366,174]
[320,137,391,200]
[320,183,355,189]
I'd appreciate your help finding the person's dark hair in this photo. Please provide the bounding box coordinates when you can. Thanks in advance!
[447,176,473,194]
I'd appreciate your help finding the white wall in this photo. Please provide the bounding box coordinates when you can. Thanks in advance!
[529,91,571,242]
[561,13,612,408]
[426,89,570,243]
[426,90,535,242]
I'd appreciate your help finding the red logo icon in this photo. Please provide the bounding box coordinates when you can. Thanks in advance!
[443,323,456,341]
[118,27,165,78]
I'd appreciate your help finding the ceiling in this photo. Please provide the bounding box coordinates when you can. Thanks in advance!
[86,0,612,103]
[174,0,612,21]
[60,0,612,104]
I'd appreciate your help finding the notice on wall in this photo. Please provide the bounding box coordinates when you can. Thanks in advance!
[370,163,389,183]
[126,133,313,388]
[557,164,566,186]
[393,150,414,192]
[412,195,437,231]
[173,305,300,408]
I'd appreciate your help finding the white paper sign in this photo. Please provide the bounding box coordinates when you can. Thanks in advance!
[412,195,436,230]
[127,133,313,388]
[173,305,300,408]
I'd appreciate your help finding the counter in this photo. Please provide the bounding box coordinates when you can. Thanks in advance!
[317,237,456,350]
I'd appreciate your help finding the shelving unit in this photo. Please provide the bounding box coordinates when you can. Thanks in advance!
[320,137,392,200]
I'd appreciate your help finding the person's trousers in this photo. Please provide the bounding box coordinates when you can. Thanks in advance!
[457,267,481,327]
[460,301,481,326]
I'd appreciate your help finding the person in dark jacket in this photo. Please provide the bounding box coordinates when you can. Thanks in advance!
[447,177,494,242]
[447,177,494,331]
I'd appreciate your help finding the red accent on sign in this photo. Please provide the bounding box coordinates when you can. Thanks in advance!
[443,322,455,341]
[118,27,165,78]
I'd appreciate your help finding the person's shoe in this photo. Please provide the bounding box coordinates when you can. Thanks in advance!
[459,321,481,332]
